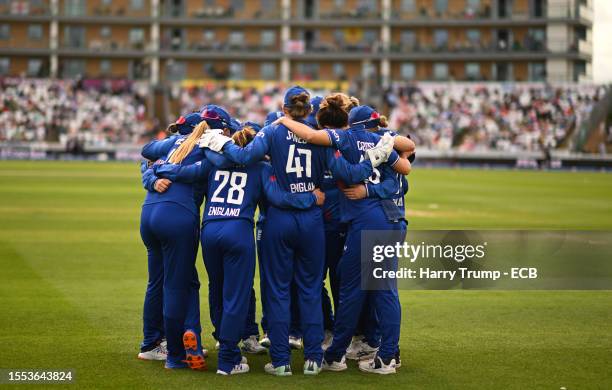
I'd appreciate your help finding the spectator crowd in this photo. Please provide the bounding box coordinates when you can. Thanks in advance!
[1,77,607,154]
[0,77,152,146]
[384,83,607,152]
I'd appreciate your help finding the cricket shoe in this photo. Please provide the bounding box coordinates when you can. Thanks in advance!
[138,340,167,361]
[216,358,249,376]
[358,356,397,375]
[322,356,347,372]
[322,330,333,351]
[260,334,271,348]
[182,330,207,371]
[303,359,322,375]
[289,336,303,349]
[264,363,292,376]
[346,340,378,361]
[345,335,364,358]
[241,335,267,354]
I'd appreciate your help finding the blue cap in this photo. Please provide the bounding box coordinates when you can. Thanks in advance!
[264,111,284,127]
[305,95,323,128]
[200,104,239,132]
[169,112,203,135]
[348,105,381,129]
[243,121,262,132]
[283,85,310,107]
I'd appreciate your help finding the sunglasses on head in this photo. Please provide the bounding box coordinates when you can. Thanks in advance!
[200,109,221,120]
[352,112,380,125]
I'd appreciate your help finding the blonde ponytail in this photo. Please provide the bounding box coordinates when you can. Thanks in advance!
[168,121,209,164]
[231,126,256,147]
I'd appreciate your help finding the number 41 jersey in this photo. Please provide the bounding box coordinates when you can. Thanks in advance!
[262,122,328,194]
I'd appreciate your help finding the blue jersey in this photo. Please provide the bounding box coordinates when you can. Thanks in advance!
[154,159,316,226]
[375,128,409,217]
[221,122,375,206]
[142,136,206,216]
[325,128,400,223]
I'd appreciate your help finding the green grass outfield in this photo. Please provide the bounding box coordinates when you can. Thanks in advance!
[0,161,611,389]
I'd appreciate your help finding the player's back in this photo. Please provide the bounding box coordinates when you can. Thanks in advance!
[328,127,386,222]
[203,162,264,225]
[144,137,205,216]
[266,122,327,197]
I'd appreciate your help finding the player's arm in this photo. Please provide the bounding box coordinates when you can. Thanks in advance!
[388,152,411,175]
[140,160,158,192]
[392,135,416,155]
[141,135,178,161]
[204,149,234,169]
[275,117,332,146]
[326,148,373,185]
[141,160,171,193]
[153,159,213,183]
[259,163,322,209]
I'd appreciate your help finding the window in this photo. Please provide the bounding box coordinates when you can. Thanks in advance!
[64,26,85,48]
[130,0,144,10]
[358,0,376,12]
[334,0,345,8]
[466,0,480,10]
[333,29,345,43]
[433,29,448,49]
[62,59,86,78]
[401,63,416,80]
[203,30,215,41]
[401,0,416,12]
[400,30,416,49]
[27,59,42,76]
[129,28,145,44]
[260,62,276,80]
[64,0,86,16]
[528,62,546,81]
[333,62,345,78]
[0,58,9,75]
[100,59,111,75]
[435,0,448,14]
[102,0,112,6]
[229,31,244,47]
[297,63,319,79]
[466,29,480,44]
[229,62,245,80]
[261,30,276,47]
[363,30,377,44]
[231,0,244,11]
[203,62,215,77]
[0,24,10,40]
[433,62,448,80]
[465,62,480,80]
[28,24,43,40]
[100,26,111,39]
[166,61,186,81]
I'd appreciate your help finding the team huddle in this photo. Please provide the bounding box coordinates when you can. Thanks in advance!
[137,86,416,376]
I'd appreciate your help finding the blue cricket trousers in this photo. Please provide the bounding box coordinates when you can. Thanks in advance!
[322,228,346,331]
[201,219,256,373]
[257,221,301,339]
[140,202,201,364]
[261,206,325,367]
[325,205,402,362]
